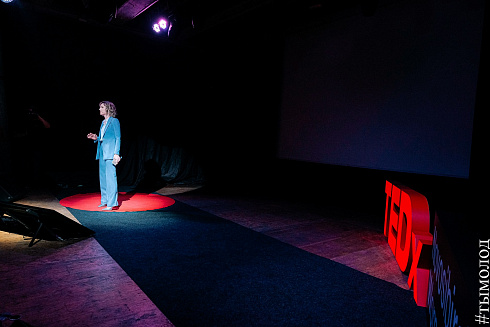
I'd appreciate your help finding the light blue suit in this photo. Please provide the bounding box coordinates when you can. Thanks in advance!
[95,117,121,207]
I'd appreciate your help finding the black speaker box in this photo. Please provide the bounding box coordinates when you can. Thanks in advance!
[0,202,95,247]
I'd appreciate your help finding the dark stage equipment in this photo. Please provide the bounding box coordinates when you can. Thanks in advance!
[0,179,24,202]
[0,202,95,247]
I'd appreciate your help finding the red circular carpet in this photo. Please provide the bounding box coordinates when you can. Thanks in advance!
[60,192,175,212]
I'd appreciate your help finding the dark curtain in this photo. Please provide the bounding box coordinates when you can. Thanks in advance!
[117,136,205,191]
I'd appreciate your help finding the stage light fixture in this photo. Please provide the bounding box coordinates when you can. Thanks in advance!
[1,0,15,3]
[152,23,161,33]
[152,18,168,33]
[159,19,167,29]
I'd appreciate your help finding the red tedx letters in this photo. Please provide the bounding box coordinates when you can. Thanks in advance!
[384,180,433,307]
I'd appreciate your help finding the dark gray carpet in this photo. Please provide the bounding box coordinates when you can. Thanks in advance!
[68,200,427,327]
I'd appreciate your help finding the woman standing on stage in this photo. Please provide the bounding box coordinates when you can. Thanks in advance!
[87,101,121,211]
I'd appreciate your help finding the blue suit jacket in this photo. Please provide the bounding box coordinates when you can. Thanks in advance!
[95,117,121,160]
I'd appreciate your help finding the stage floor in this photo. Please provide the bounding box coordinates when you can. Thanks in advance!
[0,184,409,327]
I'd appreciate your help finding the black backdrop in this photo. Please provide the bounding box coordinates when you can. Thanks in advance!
[0,1,488,196]
[0,3,283,189]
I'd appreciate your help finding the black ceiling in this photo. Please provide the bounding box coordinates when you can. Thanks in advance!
[5,0,384,43]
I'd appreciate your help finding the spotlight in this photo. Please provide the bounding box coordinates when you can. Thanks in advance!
[1,0,15,3]
[152,18,168,33]
[152,23,161,33]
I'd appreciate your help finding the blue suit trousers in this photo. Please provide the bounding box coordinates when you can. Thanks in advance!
[99,147,118,207]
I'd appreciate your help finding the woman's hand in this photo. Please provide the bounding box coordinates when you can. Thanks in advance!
[113,154,121,166]
[87,133,97,141]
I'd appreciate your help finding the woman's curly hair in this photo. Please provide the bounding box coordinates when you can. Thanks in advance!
[99,101,117,117]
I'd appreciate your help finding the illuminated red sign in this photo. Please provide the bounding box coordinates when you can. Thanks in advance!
[384,180,433,307]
